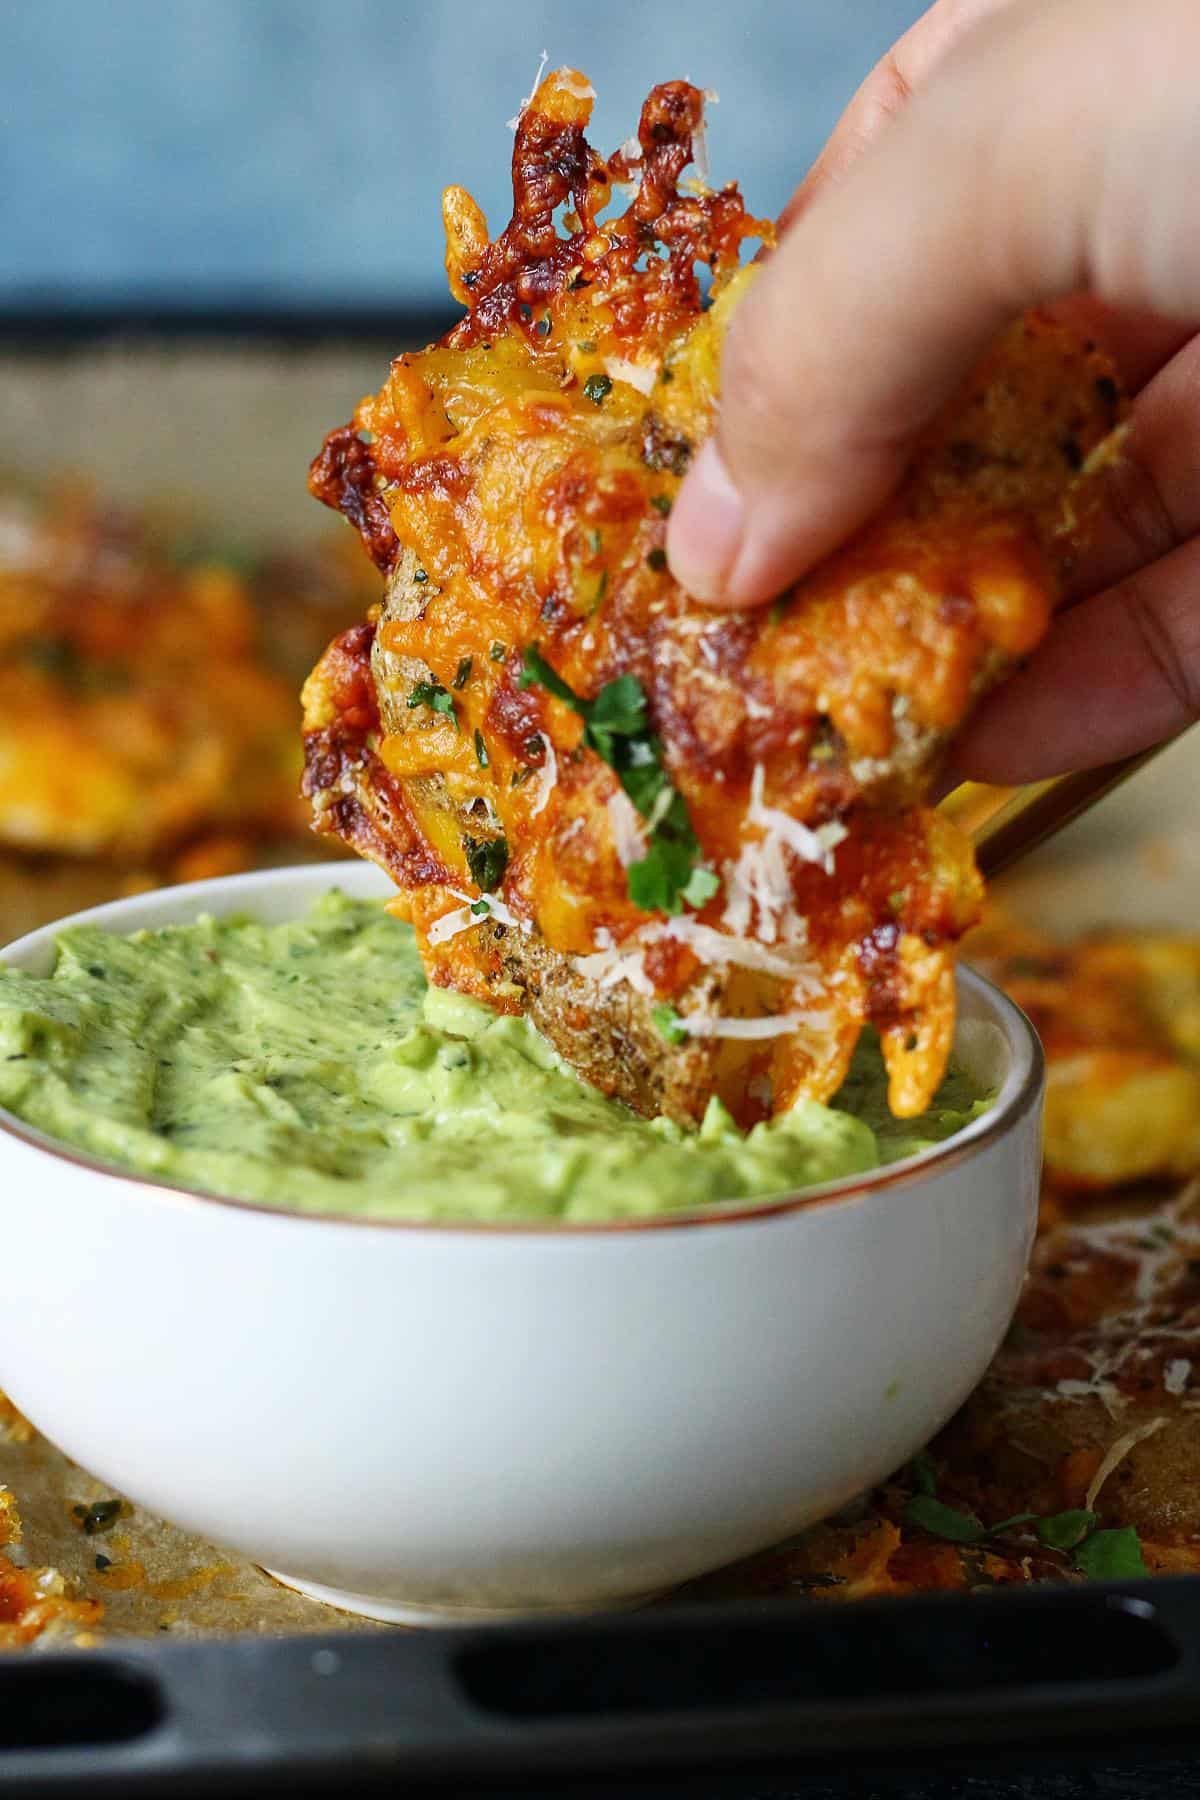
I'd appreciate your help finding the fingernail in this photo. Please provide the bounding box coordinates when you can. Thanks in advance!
[666,438,746,602]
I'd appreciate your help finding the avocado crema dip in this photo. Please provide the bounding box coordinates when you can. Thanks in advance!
[0,893,991,1222]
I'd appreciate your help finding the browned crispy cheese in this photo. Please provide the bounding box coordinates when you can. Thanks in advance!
[303,67,1124,1125]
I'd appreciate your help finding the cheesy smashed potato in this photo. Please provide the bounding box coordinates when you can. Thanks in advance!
[968,913,1200,1189]
[303,68,1123,1125]
[0,494,355,879]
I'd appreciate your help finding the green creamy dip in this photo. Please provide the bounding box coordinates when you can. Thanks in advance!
[0,894,991,1223]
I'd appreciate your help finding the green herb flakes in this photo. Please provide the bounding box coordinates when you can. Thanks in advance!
[901,1460,1150,1578]
[518,645,714,915]
[463,834,509,893]
[583,373,613,405]
[902,1494,986,1545]
[473,730,489,768]
[453,656,473,690]
[1073,1527,1149,1580]
[1034,1510,1098,1552]
[652,1004,689,1046]
[407,678,458,732]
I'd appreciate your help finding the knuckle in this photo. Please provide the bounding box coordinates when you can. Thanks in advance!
[1103,441,1181,572]
[1125,575,1200,722]
[864,53,914,132]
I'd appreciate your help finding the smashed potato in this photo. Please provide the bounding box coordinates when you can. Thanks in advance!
[967,912,1200,1189]
[304,68,1122,1124]
[0,494,356,877]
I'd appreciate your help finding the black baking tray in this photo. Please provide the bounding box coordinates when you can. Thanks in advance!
[6,1578,1200,1796]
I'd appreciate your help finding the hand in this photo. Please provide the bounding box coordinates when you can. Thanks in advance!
[667,0,1200,782]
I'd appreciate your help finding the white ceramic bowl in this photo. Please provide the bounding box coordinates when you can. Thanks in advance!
[0,864,1042,1623]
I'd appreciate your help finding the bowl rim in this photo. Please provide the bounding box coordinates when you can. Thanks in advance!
[0,864,1044,1237]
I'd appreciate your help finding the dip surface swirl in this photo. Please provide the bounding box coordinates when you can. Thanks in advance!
[0,893,989,1221]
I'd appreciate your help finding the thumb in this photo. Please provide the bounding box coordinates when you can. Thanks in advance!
[668,0,1200,607]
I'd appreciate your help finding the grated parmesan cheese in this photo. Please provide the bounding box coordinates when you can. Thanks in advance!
[719,765,843,946]
[575,915,820,990]
[660,917,821,987]
[603,355,658,396]
[506,49,550,131]
[573,941,657,997]
[678,1009,829,1042]
[1165,1358,1192,1396]
[606,789,647,867]
[747,763,847,875]
[691,88,717,186]
[427,890,531,946]
[528,740,558,818]
[1084,1417,1168,1513]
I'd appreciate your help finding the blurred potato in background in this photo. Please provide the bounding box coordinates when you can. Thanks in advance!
[0,480,377,939]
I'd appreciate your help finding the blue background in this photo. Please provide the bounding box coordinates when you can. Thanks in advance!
[2,0,923,314]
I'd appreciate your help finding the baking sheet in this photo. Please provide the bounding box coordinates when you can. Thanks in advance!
[2,336,1196,1648]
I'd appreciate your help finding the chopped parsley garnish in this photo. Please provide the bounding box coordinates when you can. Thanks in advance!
[583,373,613,405]
[1034,1509,1098,1552]
[645,547,667,572]
[650,493,673,516]
[629,830,719,914]
[652,1003,689,1046]
[517,644,580,708]
[473,729,489,768]
[463,834,509,892]
[902,1459,1147,1575]
[470,898,491,918]
[577,339,596,354]
[902,1494,987,1545]
[407,678,458,732]
[586,528,603,554]
[489,641,507,662]
[413,568,429,584]
[453,656,473,690]
[1074,1527,1148,1580]
[511,766,534,788]
[518,646,716,914]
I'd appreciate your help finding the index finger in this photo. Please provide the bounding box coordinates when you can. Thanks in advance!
[779,0,1018,232]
